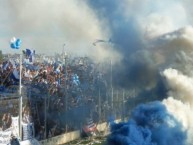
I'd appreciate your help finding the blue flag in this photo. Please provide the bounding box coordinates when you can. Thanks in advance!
[26,49,35,62]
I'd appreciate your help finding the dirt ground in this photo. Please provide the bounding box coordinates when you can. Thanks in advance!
[63,136,107,145]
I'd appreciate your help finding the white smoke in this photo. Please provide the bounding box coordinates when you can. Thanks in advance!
[163,68,193,105]
[0,0,122,62]
[122,0,189,40]
[162,67,193,144]
[1,0,193,64]
[163,97,193,145]
[151,11,193,144]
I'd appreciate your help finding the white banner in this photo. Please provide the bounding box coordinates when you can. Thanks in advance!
[0,128,12,145]
[11,116,19,138]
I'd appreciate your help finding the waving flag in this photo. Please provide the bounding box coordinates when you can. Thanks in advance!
[93,38,112,46]
[72,74,80,85]
[10,37,21,49]
[25,49,35,63]
[93,39,106,46]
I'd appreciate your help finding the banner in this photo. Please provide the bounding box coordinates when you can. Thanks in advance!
[11,116,19,138]
[0,128,12,145]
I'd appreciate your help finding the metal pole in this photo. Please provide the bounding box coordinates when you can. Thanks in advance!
[64,54,68,132]
[44,91,47,139]
[63,44,65,54]
[116,90,118,118]
[122,89,125,121]
[19,54,22,140]
[98,88,101,123]
[110,59,113,111]
[62,44,68,132]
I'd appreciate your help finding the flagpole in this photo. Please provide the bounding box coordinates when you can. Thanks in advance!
[10,37,22,140]
[19,53,22,140]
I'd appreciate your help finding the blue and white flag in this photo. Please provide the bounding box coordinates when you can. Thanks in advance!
[10,37,21,49]
[22,122,35,140]
[3,61,9,70]
[26,49,35,63]
[12,68,20,80]
[72,74,80,85]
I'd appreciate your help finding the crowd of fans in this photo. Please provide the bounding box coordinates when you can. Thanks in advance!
[0,53,114,140]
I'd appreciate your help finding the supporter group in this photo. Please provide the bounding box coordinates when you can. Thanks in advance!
[0,51,114,140]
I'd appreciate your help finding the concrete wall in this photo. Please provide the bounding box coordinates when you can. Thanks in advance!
[20,139,41,145]
[40,130,80,145]
[39,119,121,145]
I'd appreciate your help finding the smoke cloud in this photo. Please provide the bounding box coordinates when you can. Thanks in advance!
[90,1,193,144]
[163,97,193,145]
[107,101,187,145]
[0,0,122,62]
[163,68,193,105]
[86,0,193,90]
[1,0,193,67]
